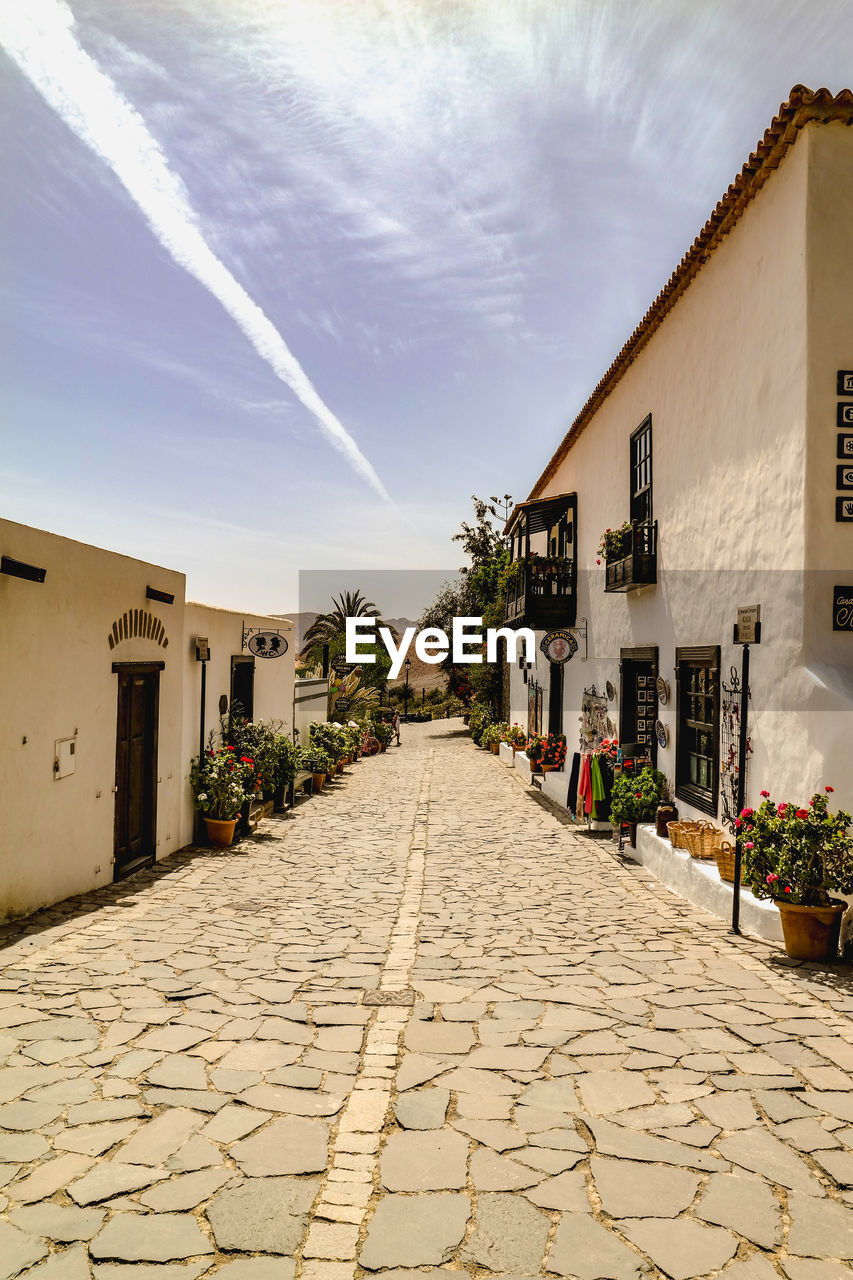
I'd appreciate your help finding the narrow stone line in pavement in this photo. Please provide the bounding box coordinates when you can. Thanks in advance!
[299,749,434,1274]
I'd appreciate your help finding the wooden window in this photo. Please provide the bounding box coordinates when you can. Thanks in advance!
[675,646,720,816]
[630,415,653,526]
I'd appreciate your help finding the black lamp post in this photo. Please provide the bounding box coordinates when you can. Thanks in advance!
[403,658,411,722]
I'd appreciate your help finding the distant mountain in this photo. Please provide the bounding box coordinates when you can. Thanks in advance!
[272,612,423,651]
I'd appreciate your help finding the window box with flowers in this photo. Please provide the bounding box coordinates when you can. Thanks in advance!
[599,521,658,593]
[740,787,853,960]
[526,732,567,774]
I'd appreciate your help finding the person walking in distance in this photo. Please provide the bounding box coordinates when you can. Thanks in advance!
[393,708,401,746]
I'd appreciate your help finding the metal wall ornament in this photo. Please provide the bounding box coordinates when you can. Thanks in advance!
[655,675,670,705]
[720,664,753,834]
[655,719,669,749]
[605,680,616,701]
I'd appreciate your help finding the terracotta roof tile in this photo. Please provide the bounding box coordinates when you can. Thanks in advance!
[528,85,853,500]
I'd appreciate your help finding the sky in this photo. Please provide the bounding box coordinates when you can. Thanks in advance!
[2,0,853,616]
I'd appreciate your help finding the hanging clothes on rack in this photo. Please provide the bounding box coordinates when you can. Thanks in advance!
[578,753,593,816]
[566,752,581,814]
[590,754,606,821]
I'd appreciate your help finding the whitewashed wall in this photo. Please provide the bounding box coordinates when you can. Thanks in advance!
[0,521,296,921]
[510,120,853,819]
[1,519,186,920]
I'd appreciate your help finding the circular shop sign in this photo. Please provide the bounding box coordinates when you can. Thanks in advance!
[539,630,578,664]
[655,719,669,749]
[247,632,288,659]
[656,675,670,705]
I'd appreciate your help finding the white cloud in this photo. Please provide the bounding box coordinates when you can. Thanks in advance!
[0,0,391,501]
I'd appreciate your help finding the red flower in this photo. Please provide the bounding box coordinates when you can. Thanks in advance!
[741,807,754,818]
[826,786,835,793]
[760,790,770,798]
[796,809,809,820]
[777,803,789,816]
[783,885,791,893]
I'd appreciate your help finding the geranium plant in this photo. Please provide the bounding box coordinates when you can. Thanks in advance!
[740,788,853,907]
[189,747,256,821]
[610,766,666,824]
[526,732,567,770]
[505,723,528,749]
[597,522,632,564]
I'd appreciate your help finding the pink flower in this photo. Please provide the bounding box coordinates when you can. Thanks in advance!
[766,873,778,883]
[760,790,770,798]
[777,803,789,816]
[744,841,754,849]
[741,808,754,818]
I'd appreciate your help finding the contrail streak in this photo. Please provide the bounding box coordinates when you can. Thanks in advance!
[0,0,391,502]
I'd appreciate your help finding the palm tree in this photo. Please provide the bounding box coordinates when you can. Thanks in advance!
[299,590,397,658]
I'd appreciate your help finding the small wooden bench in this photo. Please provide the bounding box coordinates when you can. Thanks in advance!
[287,769,314,807]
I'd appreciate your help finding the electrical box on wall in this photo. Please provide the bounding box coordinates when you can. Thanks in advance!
[54,737,77,779]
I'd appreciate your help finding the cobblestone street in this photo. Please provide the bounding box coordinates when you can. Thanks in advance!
[2,720,853,1280]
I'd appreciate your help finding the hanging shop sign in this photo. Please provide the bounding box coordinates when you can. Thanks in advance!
[656,675,670,705]
[540,630,578,664]
[244,628,288,658]
[833,587,853,632]
[335,697,351,714]
[655,719,669,749]
[734,605,761,645]
[331,659,357,676]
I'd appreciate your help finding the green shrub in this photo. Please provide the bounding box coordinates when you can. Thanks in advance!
[610,766,666,824]
[468,702,493,746]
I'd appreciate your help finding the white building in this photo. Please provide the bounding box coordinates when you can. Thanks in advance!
[1,519,295,922]
[505,86,853,826]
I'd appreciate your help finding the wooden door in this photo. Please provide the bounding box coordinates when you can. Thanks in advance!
[114,665,160,878]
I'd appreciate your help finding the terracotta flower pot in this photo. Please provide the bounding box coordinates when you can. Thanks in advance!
[542,763,555,773]
[312,772,325,791]
[336,761,344,774]
[490,742,500,755]
[777,900,846,962]
[204,816,238,848]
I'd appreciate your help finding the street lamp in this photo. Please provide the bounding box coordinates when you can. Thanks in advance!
[403,658,411,722]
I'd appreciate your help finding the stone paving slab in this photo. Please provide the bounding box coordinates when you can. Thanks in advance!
[1,721,853,1279]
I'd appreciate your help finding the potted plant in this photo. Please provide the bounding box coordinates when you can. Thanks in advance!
[527,732,567,774]
[505,723,528,756]
[189,746,255,847]
[740,788,853,961]
[468,702,493,747]
[610,765,666,845]
[596,522,632,564]
[482,724,502,755]
[271,735,298,810]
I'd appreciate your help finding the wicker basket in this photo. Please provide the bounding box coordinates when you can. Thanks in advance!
[715,839,737,883]
[683,822,722,860]
[668,820,701,850]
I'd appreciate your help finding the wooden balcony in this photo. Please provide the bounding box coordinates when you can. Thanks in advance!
[605,521,657,593]
[505,556,577,630]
